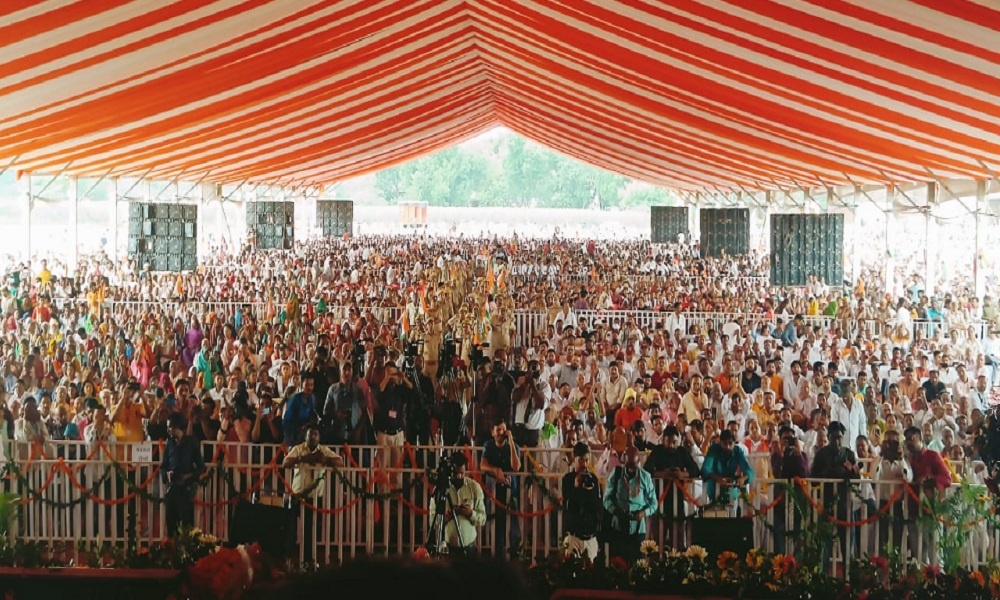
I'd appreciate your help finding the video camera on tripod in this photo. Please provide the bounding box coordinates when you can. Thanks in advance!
[351,338,372,376]
[403,339,424,370]
[437,337,459,379]
[425,451,463,556]
[469,342,490,370]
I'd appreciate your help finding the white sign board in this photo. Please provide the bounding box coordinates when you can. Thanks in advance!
[132,442,153,463]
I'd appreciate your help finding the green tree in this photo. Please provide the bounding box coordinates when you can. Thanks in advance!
[622,186,674,208]
[374,167,407,203]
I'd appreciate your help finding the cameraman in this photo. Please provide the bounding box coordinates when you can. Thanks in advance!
[374,364,413,472]
[770,425,809,554]
[427,452,486,556]
[561,443,602,560]
[475,357,515,445]
[404,354,435,445]
[511,360,547,448]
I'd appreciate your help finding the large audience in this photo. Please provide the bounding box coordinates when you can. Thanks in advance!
[1,234,998,499]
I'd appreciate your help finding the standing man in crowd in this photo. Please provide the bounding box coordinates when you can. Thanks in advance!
[161,413,205,535]
[283,372,317,445]
[480,420,521,560]
[283,423,344,561]
[603,446,657,563]
[561,442,603,560]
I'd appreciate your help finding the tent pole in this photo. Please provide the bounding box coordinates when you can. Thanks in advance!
[976,179,986,298]
[25,175,32,264]
[69,176,79,272]
[112,177,120,261]
[884,185,893,294]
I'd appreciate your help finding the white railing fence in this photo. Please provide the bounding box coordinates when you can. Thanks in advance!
[6,441,997,574]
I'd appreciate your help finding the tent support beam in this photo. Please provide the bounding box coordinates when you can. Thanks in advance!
[0,154,20,178]
[842,173,887,214]
[80,168,114,200]
[119,167,154,199]
[222,179,250,203]
[924,168,976,216]
[153,170,185,202]
[33,162,73,200]
[178,171,210,200]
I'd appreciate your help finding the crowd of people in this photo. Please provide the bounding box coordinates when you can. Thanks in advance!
[1,233,998,562]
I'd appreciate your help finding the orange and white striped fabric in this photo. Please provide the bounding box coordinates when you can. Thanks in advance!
[0,0,999,190]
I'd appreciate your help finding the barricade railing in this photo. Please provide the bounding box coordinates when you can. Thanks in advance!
[6,441,996,574]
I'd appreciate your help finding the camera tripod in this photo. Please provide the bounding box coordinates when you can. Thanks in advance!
[425,461,465,556]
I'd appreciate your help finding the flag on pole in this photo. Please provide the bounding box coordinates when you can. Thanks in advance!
[400,308,411,339]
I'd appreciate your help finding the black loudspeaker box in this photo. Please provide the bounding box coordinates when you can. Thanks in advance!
[691,517,754,558]
[229,501,296,559]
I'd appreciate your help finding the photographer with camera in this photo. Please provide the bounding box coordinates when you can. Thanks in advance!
[404,352,435,445]
[511,359,547,448]
[374,363,413,472]
[561,443,602,560]
[770,425,809,554]
[475,355,515,445]
[427,452,486,556]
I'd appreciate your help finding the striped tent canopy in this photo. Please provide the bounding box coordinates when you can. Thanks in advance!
[1,0,999,191]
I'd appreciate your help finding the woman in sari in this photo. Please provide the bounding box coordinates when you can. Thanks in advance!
[181,318,203,369]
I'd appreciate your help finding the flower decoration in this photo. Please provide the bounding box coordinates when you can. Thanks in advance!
[639,540,659,556]
[684,545,707,561]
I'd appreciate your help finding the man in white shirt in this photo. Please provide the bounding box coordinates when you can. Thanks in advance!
[512,362,548,448]
[969,375,990,416]
[782,360,808,414]
[600,361,628,420]
[829,380,867,450]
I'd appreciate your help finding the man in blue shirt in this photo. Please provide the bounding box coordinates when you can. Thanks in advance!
[603,446,658,563]
[702,429,754,506]
[283,373,317,445]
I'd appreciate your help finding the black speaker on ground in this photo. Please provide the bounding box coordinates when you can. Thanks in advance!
[247,201,295,249]
[229,501,295,559]
[770,213,844,286]
[699,208,749,257]
[691,517,754,558]
[650,206,689,244]
[126,202,198,273]
[316,199,354,238]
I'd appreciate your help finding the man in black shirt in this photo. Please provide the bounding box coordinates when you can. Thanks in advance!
[740,358,762,395]
[308,346,340,413]
[404,355,435,445]
[644,426,700,546]
[561,443,602,560]
[480,420,522,560]
[921,369,946,402]
[810,421,859,567]
[770,426,809,554]
[374,363,413,472]
[161,413,205,535]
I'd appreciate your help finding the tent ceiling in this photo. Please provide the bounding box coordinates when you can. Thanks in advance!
[1,0,999,191]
